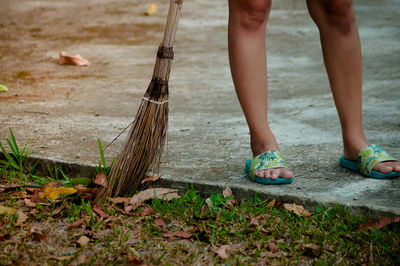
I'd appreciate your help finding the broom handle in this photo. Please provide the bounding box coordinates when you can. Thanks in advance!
[162,0,183,48]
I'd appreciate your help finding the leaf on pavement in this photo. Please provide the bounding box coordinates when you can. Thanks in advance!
[94,172,108,188]
[144,3,157,16]
[129,188,180,205]
[284,203,311,217]
[358,216,400,230]
[0,84,8,92]
[162,231,191,239]
[217,244,230,259]
[59,51,91,66]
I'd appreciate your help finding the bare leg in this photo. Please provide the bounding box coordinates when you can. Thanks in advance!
[228,0,293,179]
[306,0,400,173]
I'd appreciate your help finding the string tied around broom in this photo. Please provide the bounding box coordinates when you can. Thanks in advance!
[157,45,174,59]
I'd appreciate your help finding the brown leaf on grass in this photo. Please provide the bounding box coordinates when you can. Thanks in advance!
[136,207,153,216]
[0,234,10,241]
[59,51,91,66]
[358,216,400,231]
[70,253,87,266]
[155,217,167,228]
[222,185,235,206]
[11,190,29,199]
[51,206,64,216]
[40,186,77,201]
[77,235,90,247]
[93,204,108,219]
[0,183,22,194]
[0,206,16,215]
[141,175,161,184]
[74,186,98,199]
[266,241,280,253]
[94,172,108,188]
[128,254,146,266]
[107,197,131,204]
[162,231,192,239]
[67,218,85,230]
[129,188,180,205]
[24,198,37,207]
[284,203,312,217]
[32,232,47,242]
[16,209,28,226]
[217,244,230,259]
[52,255,75,261]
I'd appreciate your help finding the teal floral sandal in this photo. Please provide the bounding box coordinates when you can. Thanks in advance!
[245,150,293,184]
[340,144,400,179]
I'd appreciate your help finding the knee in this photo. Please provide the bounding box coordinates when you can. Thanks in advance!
[232,0,272,32]
[316,0,356,35]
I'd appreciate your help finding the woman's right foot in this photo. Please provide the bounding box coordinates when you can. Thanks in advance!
[251,135,293,180]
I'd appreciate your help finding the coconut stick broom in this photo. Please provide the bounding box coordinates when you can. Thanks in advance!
[99,0,184,197]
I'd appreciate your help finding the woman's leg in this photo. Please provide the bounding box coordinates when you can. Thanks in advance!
[306,0,400,173]
[228,0,293,179]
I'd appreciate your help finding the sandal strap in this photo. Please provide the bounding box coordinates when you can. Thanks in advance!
[250,150,288,179]
[358,144,395,175]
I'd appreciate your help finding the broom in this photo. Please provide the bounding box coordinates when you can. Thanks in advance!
[99,0,184,197]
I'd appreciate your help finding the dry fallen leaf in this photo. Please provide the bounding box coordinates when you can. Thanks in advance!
[67,218,85,230]
[0,206,16,215]
[222,185,235,206]
[16,209,28,226]
[141,175,161,184]
[155,217,167,228]
[162,231,191,239]
[32,232,47,242]
[144,3,157,16]
[284,203,312,217]
[107,197,131,204]
[40,186,77,200]
[59,51,91,66]
[93,204,108,219]
[217,244,230,259]
[128,254,146,266]
[129,188,180,205]
[0,234,10,241]
[0,84,8,92]
[94,172,108,188]
[358,216,400,230]
[77,235,90,247]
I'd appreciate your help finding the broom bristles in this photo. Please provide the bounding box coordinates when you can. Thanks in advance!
[101,97,168,197]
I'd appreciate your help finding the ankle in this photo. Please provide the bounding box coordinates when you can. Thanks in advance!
[342,133,368,160]
[250,131,279,157]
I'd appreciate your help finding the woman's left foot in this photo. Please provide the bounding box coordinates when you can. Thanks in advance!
[344,143,400,173]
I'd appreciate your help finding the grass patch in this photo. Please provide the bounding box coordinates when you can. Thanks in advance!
[1,166,400,265]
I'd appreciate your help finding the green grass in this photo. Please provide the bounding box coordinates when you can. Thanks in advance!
[1,130,399,264]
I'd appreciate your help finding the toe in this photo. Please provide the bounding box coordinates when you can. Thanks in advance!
[373,162,393,174]
[280,170,293,179]
[255,170,265,178]
[270,169,279,180]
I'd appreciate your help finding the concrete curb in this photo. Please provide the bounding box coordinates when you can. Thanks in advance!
[2,152,398,219]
